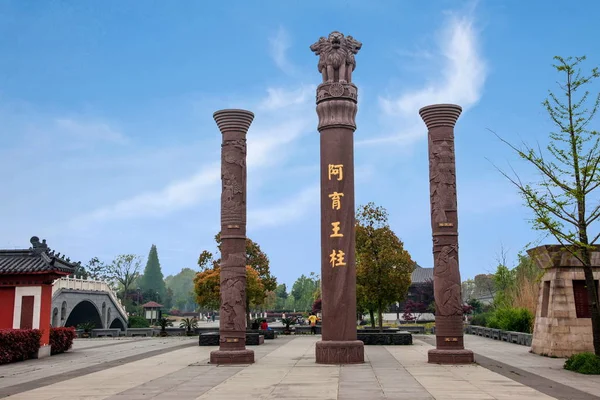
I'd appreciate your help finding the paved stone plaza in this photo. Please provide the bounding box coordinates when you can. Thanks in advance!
[1,335,599,400]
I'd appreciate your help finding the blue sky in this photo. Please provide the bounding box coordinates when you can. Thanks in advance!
[1,1,599,289]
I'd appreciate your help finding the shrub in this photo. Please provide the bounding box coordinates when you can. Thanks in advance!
[128,315,150,328]
[487,307,533,333]
[470,312,492,327]
[169,309,182,316]
[564,353,600,374]
[49,327,76,355]
[0,329,42,364]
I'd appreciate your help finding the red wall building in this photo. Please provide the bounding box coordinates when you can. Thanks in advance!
[0,237,76,357]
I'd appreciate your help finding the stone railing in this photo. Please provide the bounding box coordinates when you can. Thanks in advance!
[52,277,128,322]
[465,325,532,347]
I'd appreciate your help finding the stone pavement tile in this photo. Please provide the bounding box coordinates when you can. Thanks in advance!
[462,335,600,398]
[386,339,557,400]
[4,344,214,400]
[0,337,196,392]
[198,336,336,400]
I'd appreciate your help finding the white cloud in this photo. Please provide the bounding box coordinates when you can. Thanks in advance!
[55,117,128,144]
[71,162,220,226]
[248,185,319,228]
[268,26,295,74]
[72,85,315,225]
[358,12,487,146]
[258,85,315,111]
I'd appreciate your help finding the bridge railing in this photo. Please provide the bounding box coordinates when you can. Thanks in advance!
[52,277,128,321]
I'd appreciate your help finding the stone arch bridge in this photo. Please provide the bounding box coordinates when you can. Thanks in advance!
[52,278,128,330]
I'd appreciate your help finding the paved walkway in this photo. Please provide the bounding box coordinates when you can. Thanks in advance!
[1,335,599,399]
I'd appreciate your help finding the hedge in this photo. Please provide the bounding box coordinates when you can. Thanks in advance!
[50,327,76,355]
[564,352,600,375]
[0,329,42,364]
[128,315,150,328]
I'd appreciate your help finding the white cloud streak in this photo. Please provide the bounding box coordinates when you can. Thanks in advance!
[268,26,295,74]
[358,12,487,146]
[248,185,319,228]
[71,163,221,226]
[55,117,128,144]
[72,84,315,226]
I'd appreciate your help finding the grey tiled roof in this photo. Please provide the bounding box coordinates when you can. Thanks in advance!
[0,237,77,275]
[411,266,434,283]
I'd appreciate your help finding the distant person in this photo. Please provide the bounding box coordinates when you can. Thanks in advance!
[307,313,318,334]
[211,313,215,322]
[260,320,269,330]
[251,320,260,330]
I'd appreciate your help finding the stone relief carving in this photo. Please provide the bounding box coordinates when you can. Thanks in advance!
[430,139,457,224]
[434,245,463,316]
[221,139,246,222]
[310,31,362,84]
[221,277,246,331]
[316,82,358,103]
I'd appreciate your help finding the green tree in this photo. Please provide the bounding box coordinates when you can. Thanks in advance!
[86,257,109,281]
[139,245,167,301]
[356,202,413,331]
[106,254,142,300]
[274,284,289,310]
[164,287,174,310]
[494,56,600,355]
[473,274,496,299]
[290,273,320,312]
[165,268,197,312]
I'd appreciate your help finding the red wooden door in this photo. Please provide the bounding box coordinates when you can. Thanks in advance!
[20,296,35,329]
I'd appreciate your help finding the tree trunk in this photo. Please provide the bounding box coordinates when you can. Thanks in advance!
[369,309,375,328]
[581,251,600,356]
[378,301,383,332]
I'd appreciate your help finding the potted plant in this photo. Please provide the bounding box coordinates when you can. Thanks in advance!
[158,317,173,337]
[179,317,198,336]
[281,317,296,335]
[77,321,95,338]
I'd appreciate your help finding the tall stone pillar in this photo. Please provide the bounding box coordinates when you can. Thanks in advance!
[210,109,255,365]
[419,104,474,364]
[311,31,364,364]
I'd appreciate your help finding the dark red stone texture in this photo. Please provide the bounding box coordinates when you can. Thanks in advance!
[210,109,255,365]
[419,104,473,364]
[311,32,364,364]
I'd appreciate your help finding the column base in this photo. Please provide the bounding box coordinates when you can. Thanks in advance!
[316,340,364,364]
[210,349,254,365]
[34,345,51,359]
[428,348,474,364]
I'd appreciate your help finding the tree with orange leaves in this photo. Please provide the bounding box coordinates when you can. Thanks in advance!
[194,265,266,325]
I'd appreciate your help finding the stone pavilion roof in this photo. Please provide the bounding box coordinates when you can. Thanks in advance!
[0,236,78,275]
[141,301,164,308]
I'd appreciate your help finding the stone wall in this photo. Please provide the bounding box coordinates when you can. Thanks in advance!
[531,266,600,357]
[465,325,532,346]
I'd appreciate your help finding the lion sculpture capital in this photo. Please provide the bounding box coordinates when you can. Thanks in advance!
[310,31,362,84]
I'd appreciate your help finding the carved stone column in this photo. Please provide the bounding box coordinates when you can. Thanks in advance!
[210,109,255,365]
[311,31,364,364]
[419,104,473,364]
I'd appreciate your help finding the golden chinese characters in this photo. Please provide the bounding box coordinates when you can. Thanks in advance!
[330,222,343,237]
[330,250,346,268]
[328,164,344,181]
[328,192,344,210]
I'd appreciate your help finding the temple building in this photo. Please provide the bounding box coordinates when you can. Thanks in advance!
[0,236,77,357]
